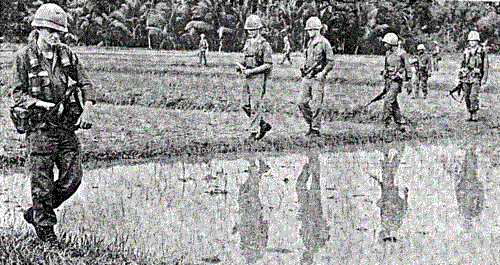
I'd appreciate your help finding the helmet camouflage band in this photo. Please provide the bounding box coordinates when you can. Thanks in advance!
[32,3,68,33]
[304,16,322,30]
[244,15,263,30]
[382,33,398,46]
[468,31,480,41]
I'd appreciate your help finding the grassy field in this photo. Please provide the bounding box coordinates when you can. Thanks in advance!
[2,47,500,170]
[1,46,500,263]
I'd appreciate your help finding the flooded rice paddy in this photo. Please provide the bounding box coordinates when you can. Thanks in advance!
[2,138,500,264]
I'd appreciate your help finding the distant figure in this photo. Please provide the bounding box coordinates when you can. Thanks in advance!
[199,33,208,66]
[296,151,330,265]
[408,56,418,96]
[298,16,334,137]
[236,14,273,141]
[235,156,270,264]
[279,35,292,65]
[369,142,409,242]
[415,44,431,99]
[459,30,489,122]
[380,33,409,131]
[444,143,485,232]
[431,41,441,72]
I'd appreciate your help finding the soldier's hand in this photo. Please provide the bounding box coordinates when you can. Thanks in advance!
[482,79,488,86]
[317,72,326,80]
[76,104,92,130]
[243,69,252,77]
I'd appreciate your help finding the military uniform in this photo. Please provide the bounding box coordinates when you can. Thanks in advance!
[199,37,208,65]
[416,52,431,98]
[240,34,273,135]
[432,45,441,72]
[382,48,408,126]
[12,40,95,228]
[460,45,488,115]
[298,34,334,133]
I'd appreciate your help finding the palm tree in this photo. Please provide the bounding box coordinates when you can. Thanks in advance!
[108,0,150,47]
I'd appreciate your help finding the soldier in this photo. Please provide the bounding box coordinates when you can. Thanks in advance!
[415,44,431,99]
[408,56,418,97]
[380,33,409,131]
[298,17,334,137]
[459,31,489,122]
[11,3,95,246]
[279,35,292,65]
[432,41,441,72]
[199,33,208,66]
[236,14,273,141]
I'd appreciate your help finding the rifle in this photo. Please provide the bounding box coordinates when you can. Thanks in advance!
[44,83,92,130]
[364,87,387,108]
[449,82,463,102]
[300,60,322,78]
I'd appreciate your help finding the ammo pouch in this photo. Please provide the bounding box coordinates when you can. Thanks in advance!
[10,106,32,134]
[44,101,83,131]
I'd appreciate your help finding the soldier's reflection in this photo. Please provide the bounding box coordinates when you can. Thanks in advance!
[449,143,485,231]
[369,142,409,242]
[296,151,330,265]
[236,156,270,264]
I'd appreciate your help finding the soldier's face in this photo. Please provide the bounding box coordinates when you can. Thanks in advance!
[384,43,391,49]
[469,40,478,47]
[38,27,62,47]
[306,29,318,38]
[247,29,258,38]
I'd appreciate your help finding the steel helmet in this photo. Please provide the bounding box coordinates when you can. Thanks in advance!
[244,15,263,30]
[468,31,480,41]
[417,44,426,50]
[31,3,68,33]
[200,33,205,38]
[382,33,398,46]
[305,16,322,30]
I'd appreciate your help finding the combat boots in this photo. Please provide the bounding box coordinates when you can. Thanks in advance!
[35,225,59,248]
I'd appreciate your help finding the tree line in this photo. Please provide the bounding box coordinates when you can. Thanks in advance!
[2,0,500,54]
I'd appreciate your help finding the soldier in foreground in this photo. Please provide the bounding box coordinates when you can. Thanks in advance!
[11,3,94,247]
[380,33,408,131]
[458,31,489,122]
[199,33,208,66]
[415,44,431,99]
[279,35,292,65]
[236,14,273,141]
[298,17,334,137]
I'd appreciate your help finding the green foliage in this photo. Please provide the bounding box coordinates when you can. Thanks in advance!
[2,0,500,53]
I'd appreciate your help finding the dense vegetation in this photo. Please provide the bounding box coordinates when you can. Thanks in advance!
[2,0,500,54]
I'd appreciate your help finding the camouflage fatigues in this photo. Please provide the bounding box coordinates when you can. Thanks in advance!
[12,40,95,227]
[199,38,208,65]
[382,48,408,125]
[298,35,334,131]
[240,35,273,134]
[415,53,431,98]
[460,45,488,114]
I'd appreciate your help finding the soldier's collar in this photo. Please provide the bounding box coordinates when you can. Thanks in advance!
[309,34,322,46]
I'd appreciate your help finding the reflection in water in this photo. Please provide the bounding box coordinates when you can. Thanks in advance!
[296,151,330,265]
[235,156,270,264]
[450,144,485,231]
[370,142,409,242]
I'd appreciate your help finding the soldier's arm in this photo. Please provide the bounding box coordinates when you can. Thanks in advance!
[66,48,96,105]
[318,40,334,78]
[11,52,53,109]
[245,42,272,75]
